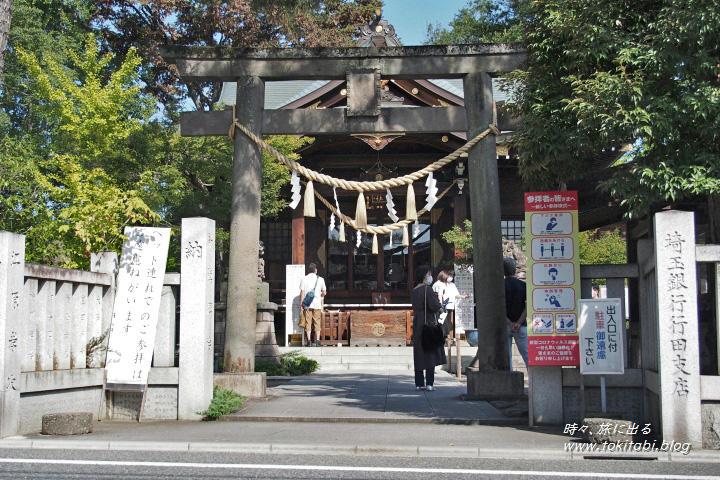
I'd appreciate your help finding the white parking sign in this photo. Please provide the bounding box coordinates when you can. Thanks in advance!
[578,299,624,374]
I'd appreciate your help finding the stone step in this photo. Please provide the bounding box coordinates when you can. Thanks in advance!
[278,346,528,375]
[319,363,414,371]
[280,346,415,356]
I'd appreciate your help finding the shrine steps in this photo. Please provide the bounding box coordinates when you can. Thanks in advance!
[279,346,416,371]
[278,345,529,374]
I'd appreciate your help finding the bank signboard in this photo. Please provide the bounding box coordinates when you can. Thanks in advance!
[525,191,580,366]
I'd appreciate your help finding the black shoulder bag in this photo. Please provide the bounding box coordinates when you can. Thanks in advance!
[421,285,445,351]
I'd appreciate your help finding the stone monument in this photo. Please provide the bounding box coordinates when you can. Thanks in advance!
[214,241,273,396]
[255,242,280,365]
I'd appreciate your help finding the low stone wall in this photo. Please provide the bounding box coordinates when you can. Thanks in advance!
[109,386,178,421]
[701,403,720,449]
[20,387,101,435]
[562,387,643,426]
[561,368,644,426]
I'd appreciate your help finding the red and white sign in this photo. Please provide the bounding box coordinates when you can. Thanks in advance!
[525,191,580,366]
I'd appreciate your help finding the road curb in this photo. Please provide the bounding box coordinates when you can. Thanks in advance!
[218,415,526,426]
[2,438,718,462]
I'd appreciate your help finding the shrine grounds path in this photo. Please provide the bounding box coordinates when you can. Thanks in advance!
[2,370,719,462]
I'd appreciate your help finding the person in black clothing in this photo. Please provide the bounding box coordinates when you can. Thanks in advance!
[504,257,528,369]
[410,265,446,391]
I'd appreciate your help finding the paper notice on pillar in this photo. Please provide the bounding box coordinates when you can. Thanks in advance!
[286,265,306,343]
[453,264,474,334]
[578,299,624,374]
[105,227,171,388]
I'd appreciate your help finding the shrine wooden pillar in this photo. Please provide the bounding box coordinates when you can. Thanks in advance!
[292,205,305,265]
[453,192,467,259]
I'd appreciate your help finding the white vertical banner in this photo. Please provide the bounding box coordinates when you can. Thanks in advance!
[453,264,474,334]
[105,227,171,388]
[285,265,306,344]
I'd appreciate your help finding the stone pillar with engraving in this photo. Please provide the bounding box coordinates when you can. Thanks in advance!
[654,211,701,446]
[0,231,25,438]
[179,218,215,420]
[89,251,118,367]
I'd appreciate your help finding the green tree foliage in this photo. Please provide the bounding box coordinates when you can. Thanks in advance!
[441,220,473,263]
[0,0,13,84]
[92,0,377,111]
[578,229,626,266]
[2,0,376,269]
[443,221,626,267]
[1,0,95,134]
[425,0,522,45]
[7,36,159,267]
[140,133,312,227]
[504,0,720,221]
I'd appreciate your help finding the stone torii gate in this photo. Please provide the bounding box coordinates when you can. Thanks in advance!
[162,44,525,385]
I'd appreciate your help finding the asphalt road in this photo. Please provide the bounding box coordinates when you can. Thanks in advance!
[0,448,718,480]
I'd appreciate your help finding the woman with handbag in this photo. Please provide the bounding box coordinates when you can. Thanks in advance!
[440,270,469,339]
[411,266,446,391]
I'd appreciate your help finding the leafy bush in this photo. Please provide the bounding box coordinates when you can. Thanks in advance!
[255,360,286,376]
[285,356,319,376]
[578,229,627,265]
[197,386,245,420]
[254,351,319,376]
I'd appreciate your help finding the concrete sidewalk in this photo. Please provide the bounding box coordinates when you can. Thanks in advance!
[223,370,521,424]
[2,370,718,462]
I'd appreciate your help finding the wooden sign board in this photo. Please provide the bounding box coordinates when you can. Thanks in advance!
[350,311,408,347]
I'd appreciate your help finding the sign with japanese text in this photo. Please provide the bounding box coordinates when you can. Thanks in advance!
[285,265,306,344]
[105,227,171,388]
[525,191,580,366]
[653,211,701,441]
[578,299,624,374]
[453,264,475,334]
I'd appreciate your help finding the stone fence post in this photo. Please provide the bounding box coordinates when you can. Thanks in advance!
[653,211,701,446]
[89,251,119,369]
[178,217,215,419]
[0,231,25,437]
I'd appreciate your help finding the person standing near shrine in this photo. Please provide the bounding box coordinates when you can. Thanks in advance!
[504,257,528,369]
[411,266,446,391]
[432,270,468,339]
[441,270,469,339]
[299,263,326,347]
[432,270,450,315]
[432,270,450,337]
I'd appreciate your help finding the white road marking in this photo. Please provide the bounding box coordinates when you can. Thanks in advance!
[0,458,717,479]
